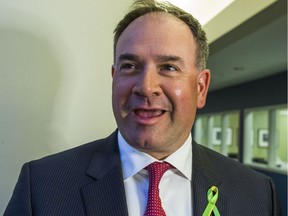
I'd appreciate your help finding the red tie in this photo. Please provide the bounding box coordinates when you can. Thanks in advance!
[144,162,172,216]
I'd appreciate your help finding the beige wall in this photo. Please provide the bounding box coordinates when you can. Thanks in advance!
[0,0,133,213]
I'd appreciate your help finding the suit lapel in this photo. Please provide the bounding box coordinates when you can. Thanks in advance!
[192,140,227,215]
[81,131,129,216]
[80,135,228,215]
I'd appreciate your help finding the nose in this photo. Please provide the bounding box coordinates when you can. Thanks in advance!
[132,66,162,98]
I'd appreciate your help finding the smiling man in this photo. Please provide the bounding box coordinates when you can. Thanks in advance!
[112,12,210,160]
[5,1,281,216]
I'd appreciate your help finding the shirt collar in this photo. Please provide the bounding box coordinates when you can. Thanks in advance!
[118,131,192,181]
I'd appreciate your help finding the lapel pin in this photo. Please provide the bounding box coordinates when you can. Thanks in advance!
[202,186,220,216]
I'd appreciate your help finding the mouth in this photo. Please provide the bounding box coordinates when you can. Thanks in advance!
[134,109,166,118]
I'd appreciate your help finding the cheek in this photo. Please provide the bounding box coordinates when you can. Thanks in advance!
[113,78,131,96]
[170,84,198,114]
[112,86,128,120]
[171,87,189,110]
[171,83,186,98]
[175,89,182,96]
[112,79,133,111]
[171,83,196,101]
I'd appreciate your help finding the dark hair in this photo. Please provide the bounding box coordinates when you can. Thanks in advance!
[113,0,209,70]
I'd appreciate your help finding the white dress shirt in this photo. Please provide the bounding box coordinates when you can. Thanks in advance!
[118,131,192,216]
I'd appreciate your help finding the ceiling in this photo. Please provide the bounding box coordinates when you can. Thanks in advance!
[163,0,235,25]
[207,0,287,91]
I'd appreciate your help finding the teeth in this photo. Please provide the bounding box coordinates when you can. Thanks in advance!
[135,109,164,118]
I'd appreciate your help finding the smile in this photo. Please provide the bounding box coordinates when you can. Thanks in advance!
[134,109,165,118]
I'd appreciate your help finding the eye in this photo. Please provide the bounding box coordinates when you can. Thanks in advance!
[160,64,178,72]
[119,63,137,74]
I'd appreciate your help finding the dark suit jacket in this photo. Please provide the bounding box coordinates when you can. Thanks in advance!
[4,130,281,215]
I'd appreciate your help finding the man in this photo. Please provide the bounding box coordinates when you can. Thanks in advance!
[5,0,281,215]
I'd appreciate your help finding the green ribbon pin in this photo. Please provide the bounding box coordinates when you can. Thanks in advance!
[202,186,220,216]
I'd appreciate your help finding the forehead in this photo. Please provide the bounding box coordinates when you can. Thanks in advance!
[116,13,197,61]
[128,12,188,28]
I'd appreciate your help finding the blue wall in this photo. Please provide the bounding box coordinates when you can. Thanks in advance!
[198,72,287,215]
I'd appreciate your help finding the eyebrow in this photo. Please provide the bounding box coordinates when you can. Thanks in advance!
[155,55,184,64]
[117,53,184,65]
[117,53,141,63]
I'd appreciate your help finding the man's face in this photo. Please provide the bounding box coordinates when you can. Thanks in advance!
[112,13,210,159]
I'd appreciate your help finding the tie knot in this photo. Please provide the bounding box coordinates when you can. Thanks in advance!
[146,162,172,184]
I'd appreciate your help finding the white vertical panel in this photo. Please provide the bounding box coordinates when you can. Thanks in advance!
[244,111,253,164]
[268,109,277,167]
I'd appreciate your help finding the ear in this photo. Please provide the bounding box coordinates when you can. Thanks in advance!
[197,69,210,109]
[111,65,115,77]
